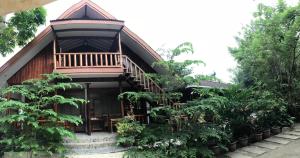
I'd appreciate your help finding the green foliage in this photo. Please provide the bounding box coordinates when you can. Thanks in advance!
[0,72,85,155]
[0,7,46,56]
[118,92,156,106]
[116,117,145,147]
[150,42,205,92]
[229,0,300,117]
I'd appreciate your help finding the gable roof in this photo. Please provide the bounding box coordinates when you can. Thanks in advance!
[0,0,163,87]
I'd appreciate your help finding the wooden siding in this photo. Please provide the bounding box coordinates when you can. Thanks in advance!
[7,43,54,85]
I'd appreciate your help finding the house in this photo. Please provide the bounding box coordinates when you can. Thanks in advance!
[0,0,165,135]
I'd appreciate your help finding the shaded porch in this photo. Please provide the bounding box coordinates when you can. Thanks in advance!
[58,79,147,135]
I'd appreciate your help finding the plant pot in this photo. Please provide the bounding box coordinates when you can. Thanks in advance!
[238,137,248,147]
[211,145,221,156]
[281,126,291,133]
[228,141,237,152]
[271,126,281,135]
[248,134,255,143]
[255,133,263,142]
[263,129,271,139]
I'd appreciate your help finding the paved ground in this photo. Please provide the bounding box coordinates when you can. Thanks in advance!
[226,124,300,158]
[66,124,300,158]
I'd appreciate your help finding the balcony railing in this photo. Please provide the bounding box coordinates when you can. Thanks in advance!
[55,52,122,69]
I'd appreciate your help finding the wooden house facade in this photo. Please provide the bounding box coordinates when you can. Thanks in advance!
[0,0,165,135]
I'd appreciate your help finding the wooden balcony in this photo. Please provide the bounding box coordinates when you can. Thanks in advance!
[54,52,123,75]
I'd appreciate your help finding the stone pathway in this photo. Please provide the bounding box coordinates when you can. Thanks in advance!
[225,124,300,158]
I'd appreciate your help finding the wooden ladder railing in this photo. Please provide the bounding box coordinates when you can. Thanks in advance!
[122,55,170,106]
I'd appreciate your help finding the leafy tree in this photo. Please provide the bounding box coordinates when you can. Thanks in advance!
[0,73,85,156]
[230,0,300,115]
[0,7,46,56]
[150,42,205,92]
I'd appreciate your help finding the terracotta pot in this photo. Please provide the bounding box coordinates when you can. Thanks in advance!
[228,141,237,152]
[211,145,221,156]
[271,126,281,135]
[238,137,248,147]
[263,129,271,139]
[255,133,263,142]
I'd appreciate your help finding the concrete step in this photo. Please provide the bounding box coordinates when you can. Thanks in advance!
[265,137,291,144]
[239,146,268,155]
[252,141,281,150]
[275,134,300,140]
[67,146,127,155]
[284,131,300,136]
[65,141,116,149]
[235,149,257,157]
[65,133,117,143]
[226,151,253,158]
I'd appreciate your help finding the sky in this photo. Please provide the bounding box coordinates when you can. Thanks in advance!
[0,0,299,83]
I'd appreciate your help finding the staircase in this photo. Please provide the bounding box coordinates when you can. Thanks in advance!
[122,55,169,106]
[64,133,126,156]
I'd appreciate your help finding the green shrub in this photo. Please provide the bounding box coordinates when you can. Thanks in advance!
[116,117,145,147]
[0,73,85,155]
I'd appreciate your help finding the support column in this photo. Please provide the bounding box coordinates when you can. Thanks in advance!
[118,32,123,66]
[53,39,56,70]
[84,83,91,135]
[119,79,124,117]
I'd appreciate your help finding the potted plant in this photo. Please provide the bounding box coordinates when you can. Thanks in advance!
[211,145,221,156]
[238,136,248,147]
[271,126,281,135]
[255,132,263,142]
[263,128,271,138]
[228,140,237,152]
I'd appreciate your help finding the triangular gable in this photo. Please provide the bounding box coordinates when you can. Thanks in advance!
[0,0,162,88]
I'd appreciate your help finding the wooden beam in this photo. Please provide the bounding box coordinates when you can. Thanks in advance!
[57,36,115,40]
[55,28,121,33]
[84,83,91,135]
[71,77,120,83]
[119,80,124,117]
[53,39,56,70]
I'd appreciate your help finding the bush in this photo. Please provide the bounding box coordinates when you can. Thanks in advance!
[0,73,85,155]
[116,117,145,147]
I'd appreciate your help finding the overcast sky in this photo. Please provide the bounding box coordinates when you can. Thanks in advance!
[1,0,299,83]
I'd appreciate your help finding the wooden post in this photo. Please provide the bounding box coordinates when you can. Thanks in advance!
[118,33,123,67]
[119,79,124,117]
[84,83,91,135]
[53,39,56,70]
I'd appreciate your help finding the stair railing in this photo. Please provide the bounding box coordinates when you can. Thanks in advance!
[122,55,170,105]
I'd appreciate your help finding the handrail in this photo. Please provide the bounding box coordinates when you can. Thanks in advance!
[122,55,163,93]
[55,52,121,68]
[122,55,171,105]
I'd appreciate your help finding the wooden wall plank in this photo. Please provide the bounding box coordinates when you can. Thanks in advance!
[7,43,54,85]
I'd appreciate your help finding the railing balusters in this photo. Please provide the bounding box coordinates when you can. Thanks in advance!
[105,54,108,66]
[80,54,82,67]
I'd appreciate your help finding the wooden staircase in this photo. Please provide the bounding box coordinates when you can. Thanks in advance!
[122,55,169,106]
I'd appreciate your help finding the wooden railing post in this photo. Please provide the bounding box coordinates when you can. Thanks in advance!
[53,40,56,69]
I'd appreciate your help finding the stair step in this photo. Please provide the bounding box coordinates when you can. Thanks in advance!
[265,137,291,144]
[226,152,253,158]
[239,145,268,155]
[235,149,257,157]
[252,141,281,150]
[67,146,127,155]
[275,134,300,140]
[284,131,300,136]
